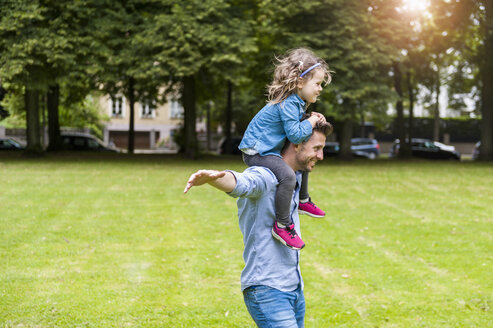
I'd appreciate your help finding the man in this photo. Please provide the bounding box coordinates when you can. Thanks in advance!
[184,118,332,328]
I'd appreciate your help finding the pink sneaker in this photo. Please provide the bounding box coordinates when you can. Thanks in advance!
[299,198,325,218]
[272,223,305,250]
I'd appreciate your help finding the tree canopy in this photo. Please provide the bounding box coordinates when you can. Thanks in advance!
[0,0,492,159]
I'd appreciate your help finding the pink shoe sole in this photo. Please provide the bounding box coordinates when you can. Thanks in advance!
[298,199,326,218]
[298,209,325,218]
[271,224,305,250]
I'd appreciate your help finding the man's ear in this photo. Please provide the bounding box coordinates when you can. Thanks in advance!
[293,143,302,153]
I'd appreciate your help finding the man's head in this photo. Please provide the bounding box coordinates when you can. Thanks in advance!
[282,115,333,172]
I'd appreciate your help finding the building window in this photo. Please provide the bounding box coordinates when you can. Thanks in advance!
[169,98,183,119]
[140,100,156,118]
[110,96,125,118]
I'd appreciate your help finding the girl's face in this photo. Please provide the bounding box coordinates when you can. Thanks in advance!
[297,69,325,105]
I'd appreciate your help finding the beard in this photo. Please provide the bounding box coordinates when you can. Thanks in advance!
[298,151,317,172]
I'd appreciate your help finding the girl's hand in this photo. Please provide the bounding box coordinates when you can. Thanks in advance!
[307,115,319,127]
[312,112,327,124]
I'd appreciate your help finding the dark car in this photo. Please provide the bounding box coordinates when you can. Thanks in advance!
[323,138,380,159]
[323,141,340,157]
[61,133,118,152]
[0,137,25,150]
[389,138,460,160]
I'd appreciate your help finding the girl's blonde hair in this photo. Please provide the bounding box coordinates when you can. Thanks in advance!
[267,48,332,104]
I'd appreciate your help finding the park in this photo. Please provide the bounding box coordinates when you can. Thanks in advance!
[1,153,492,327]
[1,0,493,327]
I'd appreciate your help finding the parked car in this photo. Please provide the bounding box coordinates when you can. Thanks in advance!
[323,141,340,157]
[350,138,380,159]
[323,138,380,159]
[0,137,25,150]
[472,141,480,160]
[389,138,460,160]
[60,132,118,152]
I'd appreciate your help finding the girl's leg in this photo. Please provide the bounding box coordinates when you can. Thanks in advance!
[299,171,310,202]
[243,154,296,226]
[298,171,326,218]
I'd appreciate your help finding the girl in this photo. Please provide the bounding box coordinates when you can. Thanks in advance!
[239,48,332,250]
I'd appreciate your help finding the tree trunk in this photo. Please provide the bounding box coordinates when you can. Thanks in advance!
[183,75,198,159]
[407,70,414,155]
[47,84,62,151]
[433,66,441,142]
[393,62,410,158]
[360,112,365,138]
[41,94,46,148]
[339,118,353,160]
[128,77,135,154]
[206,101,211,151]
[480,0,493,160]
[0,84,8,120]
[25,88,42,154]
[224,81,233,154]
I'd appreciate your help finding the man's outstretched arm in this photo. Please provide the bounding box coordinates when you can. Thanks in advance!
[183,170,237,194]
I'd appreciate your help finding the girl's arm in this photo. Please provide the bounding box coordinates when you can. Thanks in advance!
[281,103,314,144]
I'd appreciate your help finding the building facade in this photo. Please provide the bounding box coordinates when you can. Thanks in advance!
[99,95,183,150]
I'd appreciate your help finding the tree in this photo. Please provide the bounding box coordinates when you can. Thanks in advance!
[0,0,100,153]
[151,0,257,158]
[445,0,493,160]
[91,0,167,154]
[480,0,493,160]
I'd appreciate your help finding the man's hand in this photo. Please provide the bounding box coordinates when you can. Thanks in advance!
[183,170,227,193]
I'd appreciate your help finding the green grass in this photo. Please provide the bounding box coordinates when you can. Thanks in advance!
[1,153,492,327]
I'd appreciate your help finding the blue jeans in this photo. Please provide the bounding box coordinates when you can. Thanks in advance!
[243,285,305,328]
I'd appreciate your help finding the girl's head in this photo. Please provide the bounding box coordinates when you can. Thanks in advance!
[267,48,332,105]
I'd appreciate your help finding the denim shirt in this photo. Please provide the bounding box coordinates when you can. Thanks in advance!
[238,94,313,157]
[227,167,303,292]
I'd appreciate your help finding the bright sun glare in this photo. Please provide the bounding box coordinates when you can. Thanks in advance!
[402,0,430,12]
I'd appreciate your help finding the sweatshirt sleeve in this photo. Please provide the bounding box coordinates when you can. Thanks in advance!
[227,168,271,199]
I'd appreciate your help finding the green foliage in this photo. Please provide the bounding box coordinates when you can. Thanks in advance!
[0,0,491,156]
[58,94,109,138]
[93,0,167,102]
[0,0,96,91]
[150,0,257,81]
[0,90,25,127]
[0,88,108,136]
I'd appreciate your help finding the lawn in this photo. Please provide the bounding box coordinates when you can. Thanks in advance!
[1,153,492,327]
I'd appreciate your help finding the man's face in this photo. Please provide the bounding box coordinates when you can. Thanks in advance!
[295,131,326,171]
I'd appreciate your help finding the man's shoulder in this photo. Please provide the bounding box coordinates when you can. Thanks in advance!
[243,166,301,182]
[228,166,278,199]
[243,166,278,186]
